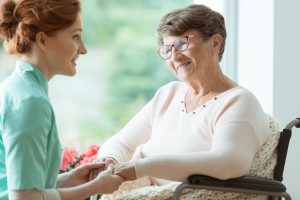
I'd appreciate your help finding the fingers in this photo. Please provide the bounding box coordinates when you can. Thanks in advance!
[84,162,106,170]
[106,158,117,164]
[102,157,117,165]
[89,168,97,181]
[97,164,115,178]
[111,163,136,181]
[113,169,125,178]
[113,163,132,172]
[113,166,124,176]
[91,160,136,182]
[87,163,106,181]
[106,164,113,173]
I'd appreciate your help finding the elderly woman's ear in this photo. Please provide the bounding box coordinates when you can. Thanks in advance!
[210,34,223,59]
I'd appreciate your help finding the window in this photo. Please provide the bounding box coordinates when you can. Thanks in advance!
[50,1,193,149]
[0,1,236,150]
[194,0,237,80]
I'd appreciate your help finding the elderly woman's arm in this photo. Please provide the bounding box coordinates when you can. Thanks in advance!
[115,119,265,181]
[115,121,260,181]
[133,121,260,181]
[115,90,269,181]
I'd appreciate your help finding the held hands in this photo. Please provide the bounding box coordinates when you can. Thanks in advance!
[113,162,137,181]
[94,164,124,194]
[96,157,118,169]
[59,158,136,194]
[59,162,106,188]
[88,157,137,195]
[95,157,137,181]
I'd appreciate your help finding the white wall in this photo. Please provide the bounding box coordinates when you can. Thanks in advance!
[237,0,300,198]
[237,0,274,114]
[273,0,300,198]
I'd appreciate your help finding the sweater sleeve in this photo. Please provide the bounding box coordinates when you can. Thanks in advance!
[97,100,153,163]
[135,90,269,181]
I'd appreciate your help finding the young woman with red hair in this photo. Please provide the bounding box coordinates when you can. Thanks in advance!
[0,0,123,199]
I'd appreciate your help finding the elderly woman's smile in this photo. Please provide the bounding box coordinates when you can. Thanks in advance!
[176,62,192,70]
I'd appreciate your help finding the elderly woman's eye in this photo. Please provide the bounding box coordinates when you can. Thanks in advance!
[161,46,171,54]
[165,47,171,54]
[175,39,187,48]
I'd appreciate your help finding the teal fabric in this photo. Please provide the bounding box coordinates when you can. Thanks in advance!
[0,60,61,200]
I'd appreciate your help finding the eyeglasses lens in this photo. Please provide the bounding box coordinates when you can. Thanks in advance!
[159,37,188,59]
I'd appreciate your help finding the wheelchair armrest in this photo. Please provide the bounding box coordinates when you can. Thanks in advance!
[188,175,286,193]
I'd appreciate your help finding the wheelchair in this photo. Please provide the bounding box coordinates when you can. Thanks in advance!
[173,118,300,200]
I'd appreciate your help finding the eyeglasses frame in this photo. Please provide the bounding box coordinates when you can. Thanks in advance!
[158,33,210,60]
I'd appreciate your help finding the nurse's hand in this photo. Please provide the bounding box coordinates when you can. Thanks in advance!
[94,164,124,194]
[57,162,106,188]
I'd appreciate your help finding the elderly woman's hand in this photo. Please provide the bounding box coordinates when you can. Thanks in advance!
[96,157,118,169]
[113,162,137,181]
[94,164,124,194]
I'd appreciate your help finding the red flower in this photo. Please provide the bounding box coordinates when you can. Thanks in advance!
[60,147,78,172]
[60,144,100,173]
[81,144,100,157]
[77,155,97,167]
[77,145,100,166]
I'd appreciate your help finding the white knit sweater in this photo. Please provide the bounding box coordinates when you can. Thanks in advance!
[101,116,279,200]
[98,82,277,199]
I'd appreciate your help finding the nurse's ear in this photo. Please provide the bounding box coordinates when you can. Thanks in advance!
[35,32,48,52]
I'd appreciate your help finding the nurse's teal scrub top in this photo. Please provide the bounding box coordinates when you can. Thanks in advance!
[0,60,61,200]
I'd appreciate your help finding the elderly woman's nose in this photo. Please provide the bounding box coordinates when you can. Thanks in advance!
[171,48,183,60]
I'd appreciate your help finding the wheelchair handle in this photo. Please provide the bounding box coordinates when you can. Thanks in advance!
[285,118,300,129]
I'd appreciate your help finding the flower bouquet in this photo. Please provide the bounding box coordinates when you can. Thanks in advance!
[60,144,100,173]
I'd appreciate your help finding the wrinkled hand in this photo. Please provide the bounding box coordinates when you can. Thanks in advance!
[113,162,137,181]
[96,157,118,169]
[94,164,124,194]
[60,162,106,188]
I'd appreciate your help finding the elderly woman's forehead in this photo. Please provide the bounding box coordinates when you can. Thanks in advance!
[162,29,199,43]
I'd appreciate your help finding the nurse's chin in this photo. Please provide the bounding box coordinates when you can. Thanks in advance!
[59,70,77,77]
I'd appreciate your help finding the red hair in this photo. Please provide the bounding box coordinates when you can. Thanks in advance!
[0,0,81,54]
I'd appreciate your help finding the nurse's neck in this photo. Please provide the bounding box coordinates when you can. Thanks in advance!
[21,48,54,81]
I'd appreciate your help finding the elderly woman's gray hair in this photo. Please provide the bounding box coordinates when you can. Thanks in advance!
[157,4,226,61]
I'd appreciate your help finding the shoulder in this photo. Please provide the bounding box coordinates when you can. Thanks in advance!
[214,86,266,121]
[220,86,261,106]
[2,96,52,140]
[215,86,267,124]
[214,87,269,145]
[1,72,49,114]
[1,88,51,119]
[3,95,52,122]
[1,70,39,95]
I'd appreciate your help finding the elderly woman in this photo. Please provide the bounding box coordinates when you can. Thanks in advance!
[98,4,278,200]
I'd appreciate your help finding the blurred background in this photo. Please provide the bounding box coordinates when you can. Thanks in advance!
[1,0,299,198]
[1,0,193,148]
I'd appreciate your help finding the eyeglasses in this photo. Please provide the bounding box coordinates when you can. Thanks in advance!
[158,34,209,60]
